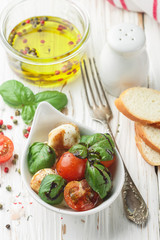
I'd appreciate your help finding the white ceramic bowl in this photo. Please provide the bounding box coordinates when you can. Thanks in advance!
[21,102,125,216]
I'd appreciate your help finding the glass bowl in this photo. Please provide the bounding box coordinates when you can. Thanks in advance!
[0,0,90,87]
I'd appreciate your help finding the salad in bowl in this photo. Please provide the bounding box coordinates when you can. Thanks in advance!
[21,102,124,216]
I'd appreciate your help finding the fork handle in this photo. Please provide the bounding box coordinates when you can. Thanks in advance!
[103,121,149,225]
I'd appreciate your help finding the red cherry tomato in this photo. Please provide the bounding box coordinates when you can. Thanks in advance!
[100,154,116,168]
[56,152,87,181]
[64,179,99,211]
[0,135,14,163]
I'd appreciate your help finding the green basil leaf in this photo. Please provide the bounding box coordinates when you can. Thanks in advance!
[21,104,37,124]
[69,144,87,159]
[88,139,115,161]
[80,133,114,148]
[35,91,68,110]
[28,142,56,174]
[39,174,66,205]
[0,80,35,108]
[85,161,112,199]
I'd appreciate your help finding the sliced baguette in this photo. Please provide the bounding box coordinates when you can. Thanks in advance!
[135,128,160,166]
[135,122,160,153]
[115,87,160,125]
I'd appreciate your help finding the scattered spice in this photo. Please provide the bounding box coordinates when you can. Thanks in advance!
[13,119,18,125]
[5,224,11,230]
[55,70,60,75]
[4,167,9,173]
[23,129,28,135]
[25,19,30,24]
[7,125,12,130]
[14,154,19,159]
[17,169,21,175]
[0,132,4,135]
[15,110,20,116]
[6,185,12,192]
[24,133,29,138]
[1,124,6,130]
[27,126,31,132]
[16,192,21,197]
[0,204,3,209]
[12,159,17,165]
[10,116,14,120]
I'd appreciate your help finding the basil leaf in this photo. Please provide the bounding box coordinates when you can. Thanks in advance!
[0,80,35,108]
[21,104,37,124]
[80,133,114,148]
[69,144,87,159]
[85,161,112,199]
[39,174,66,205]
[35,91,68,110]
[88,139,115,161]
[28,142,56,174]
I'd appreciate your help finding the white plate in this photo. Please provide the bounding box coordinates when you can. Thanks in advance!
[21,102,125,216]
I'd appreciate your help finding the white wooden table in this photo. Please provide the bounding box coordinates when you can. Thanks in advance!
[0,0,160,239]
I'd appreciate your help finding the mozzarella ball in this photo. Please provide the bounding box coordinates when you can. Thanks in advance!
[30,168,56,193]
[48,123,80,157]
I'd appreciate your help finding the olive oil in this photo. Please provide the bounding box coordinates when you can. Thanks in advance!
[8,16,82,86]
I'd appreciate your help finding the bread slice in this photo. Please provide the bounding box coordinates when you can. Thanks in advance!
[115,87,160,125]
[135,122,160,153]
[135,128,160,166]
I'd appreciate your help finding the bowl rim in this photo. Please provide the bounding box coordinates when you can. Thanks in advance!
[21,102,125,216]
[0,0,90,65]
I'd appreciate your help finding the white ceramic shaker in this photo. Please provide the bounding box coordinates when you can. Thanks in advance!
[98,23,149,97]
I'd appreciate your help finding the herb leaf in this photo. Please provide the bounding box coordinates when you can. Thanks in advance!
[0,80,68,124]
[35,91,68,110]
[85,161,112,199]
[21,105,37,124]
[0,80,35,108]
[28,142,56,174]
[69,144,87,159]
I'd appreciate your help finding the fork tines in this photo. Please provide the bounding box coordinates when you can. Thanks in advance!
[80,58,112,119]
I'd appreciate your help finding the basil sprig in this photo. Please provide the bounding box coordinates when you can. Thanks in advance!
[0,80,68,124]
[39,174,66,205]
[85,161,112,199]
[28,142,56,174]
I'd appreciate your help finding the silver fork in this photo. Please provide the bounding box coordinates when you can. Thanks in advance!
[80,58,149,225]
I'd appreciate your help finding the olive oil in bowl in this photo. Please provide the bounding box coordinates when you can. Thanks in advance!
[8,16,83,86]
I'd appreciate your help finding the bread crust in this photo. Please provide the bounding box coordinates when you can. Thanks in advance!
[135,129,160,166]
[135,122,160,153]
[115,88,160,125]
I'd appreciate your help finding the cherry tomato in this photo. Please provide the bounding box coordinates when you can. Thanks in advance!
[100,155,116,168]
[64,179,99,211]
[0,135,14,163]
[56,152,87,181]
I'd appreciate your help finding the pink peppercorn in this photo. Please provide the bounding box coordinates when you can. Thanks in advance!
[24,133,29,138]
[55,70,60,75]
[10,116,14,120]
[23,39,27,43]
[0,120,3,125]
[40,40,45,44]
[17,32,22,36]
[67,72,72,75]
[68,41,74,45]
[25,19,30,24]
[7,125,12,130]
[27,126,31,132]
[58,78,63,81]
[22,50,27,55]
[0,132,4,136]
[4,167,9,173]
[73,69,77,74]
[40,20,45,25]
